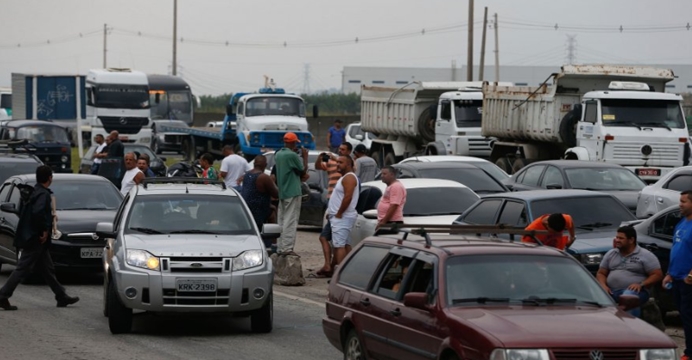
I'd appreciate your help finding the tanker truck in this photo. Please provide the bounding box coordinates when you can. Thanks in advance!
[483,65,689,183]
[360,81,511,167]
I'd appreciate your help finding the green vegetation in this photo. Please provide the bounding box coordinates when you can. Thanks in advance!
[200,91,360,115]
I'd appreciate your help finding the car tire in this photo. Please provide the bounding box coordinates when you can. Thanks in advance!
[343,329,364,360]
[103,275,110,317]
[384,152,397,167]
[250,292,273,333]
[495,157,513,175]
[107,279,133,334]
[511,158,528,174]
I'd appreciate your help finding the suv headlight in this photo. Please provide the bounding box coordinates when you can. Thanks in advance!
[490,349,550,360]
[61,155,69,163]
[232,250,264,271]
[126,250,160,270]
[140,137,150,143]
[579,253,603,265]
[640,349,676,360]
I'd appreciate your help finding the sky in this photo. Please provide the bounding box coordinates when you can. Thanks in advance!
[1,0,691,95]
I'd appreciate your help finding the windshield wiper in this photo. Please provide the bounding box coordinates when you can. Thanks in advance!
[452,297,511,304]
[606,121,642,130]
[522,297,603,307]
[129,227,164,234]
[577,222,612,230]
[638,122,672,131]
[168,230,220,234]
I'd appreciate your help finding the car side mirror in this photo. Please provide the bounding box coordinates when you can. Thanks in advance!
[312,105,319,119]
[0,202,17,214]
[96,222,115,239]
[546,183,563,190]
[355,134,364,140]
[262,224,281,237]
[617,294,640,312]
[403,292,431,311]
[363,209,378,220]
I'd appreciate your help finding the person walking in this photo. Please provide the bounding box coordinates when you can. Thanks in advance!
[137,154,156,178]
[219,145,250,191]
[326,155,360,266]
[91,134,108,174]
[522,213,576,250]
[0,165,80,311]
[274,132,308,256]
[326,119,346,154]
[596,226,663,318]
[199,153,218,180]
[241,155,279,248]
[353,144,378,183]
[375,165,407,234]
[663,190,692,360]
[120,152,145,195]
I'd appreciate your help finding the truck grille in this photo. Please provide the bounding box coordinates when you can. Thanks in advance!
[552,349,637,360]
[610,143,680,162]
[162,257,229,273]
[99,116,149,134]
[162,288,230,306]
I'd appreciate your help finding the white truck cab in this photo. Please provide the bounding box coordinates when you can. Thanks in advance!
[431,87,488,157]
[0,88,11,121]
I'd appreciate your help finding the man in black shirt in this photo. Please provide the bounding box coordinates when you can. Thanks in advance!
[107,130,125,158]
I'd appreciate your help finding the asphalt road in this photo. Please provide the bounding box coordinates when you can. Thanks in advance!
[0,267,340,360]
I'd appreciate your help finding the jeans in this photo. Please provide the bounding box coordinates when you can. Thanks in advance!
[277,196,301,254]
[90,163,100,175]
[611,288,650,318]
[673,280,692,357]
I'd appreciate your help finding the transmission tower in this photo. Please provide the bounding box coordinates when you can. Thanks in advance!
[565,34,577,65]
[302,63,311,95]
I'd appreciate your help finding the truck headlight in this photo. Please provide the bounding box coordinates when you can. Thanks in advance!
[126,250,160,270]
[579,253,603,265]
[61,155,69,163]
[490,349,550,360]
[232,250,263,271]
[640,349,676,360]
[140,137,150,143]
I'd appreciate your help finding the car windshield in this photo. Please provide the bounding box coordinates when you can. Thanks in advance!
[94,85,150,109]
[416,167,506,194]
[530,196,635,230]
[601,99,685,129]
[472,162,509,181]
[51,180,122,210]
[0,162,39,184]
[403,187,479,216]
[453,100,483,128]
[150,90,192,121]
[125,194,255,235]
[245,97,305,117]
[447,254,614,307]
[565,168,645,191]
[14,126,69,144]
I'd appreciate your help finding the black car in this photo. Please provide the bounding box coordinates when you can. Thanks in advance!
[504,160,646,213]
[151,120,189,154]
[79,143,167,176]
[382,161,509,195]
[453,189,637,273]
[0,174,122,273]
[0,151,43,185]
[0,120,73,173]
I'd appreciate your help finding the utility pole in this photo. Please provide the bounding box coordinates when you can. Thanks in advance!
[466,0,474,81]
[451,60,457,81]
[172,0,178,76]
[494,13,500,82]
[566,34,577,65]
[103,23,107,68]
[479,6,488,81]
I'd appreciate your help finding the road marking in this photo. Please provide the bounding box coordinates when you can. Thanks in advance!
[274,290,326,309]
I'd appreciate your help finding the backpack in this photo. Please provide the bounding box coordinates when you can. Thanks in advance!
[13,184,36,249]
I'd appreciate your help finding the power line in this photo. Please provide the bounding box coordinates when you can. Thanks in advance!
[0,29,102,49]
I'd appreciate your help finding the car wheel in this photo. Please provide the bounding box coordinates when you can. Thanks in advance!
[384,152,397,166]
[250,292,273,333]
[343,329,365,360]
[495,157,513,175]
[107,279,133,334]
[103,275,110,317]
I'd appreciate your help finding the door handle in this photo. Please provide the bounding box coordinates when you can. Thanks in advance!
[390,308,401,317]
[360,298,371,306]
[656,198,664,203]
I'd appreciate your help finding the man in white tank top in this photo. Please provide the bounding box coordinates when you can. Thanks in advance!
[326,155,360,266]
[120,152,145,195]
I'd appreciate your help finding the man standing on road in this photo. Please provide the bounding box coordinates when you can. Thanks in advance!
[241,155,279,249]
[353,144,378,183]
[120,152,145,195]
[597,226,663,318]
[137,154,156,178]
[663,190,692,360]
[107,131,125,159]
[375,165,407,234]
[0,166,80,311]
[274,133,308,256]
[522,213,576,250]
[219,145,250,191]
[326,155,360,266]
[326,119,346,154]
[91,134,107,174]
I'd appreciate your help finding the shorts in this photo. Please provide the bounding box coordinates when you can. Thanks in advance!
[320,219,332,241]
[330,216,356,248]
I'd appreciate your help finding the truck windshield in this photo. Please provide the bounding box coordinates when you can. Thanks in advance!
[93,85,150,109]
[0,94,11,109]
[601,99,685,129]
[14,126,69,144]
[454,100,483,128]
[150,90,192,121]
[245,97,305,117]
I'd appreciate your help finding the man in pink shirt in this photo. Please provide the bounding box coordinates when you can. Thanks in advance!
[376,166,407,232]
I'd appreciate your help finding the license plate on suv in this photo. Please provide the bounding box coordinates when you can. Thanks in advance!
[177,279,217,292]
[80,247,103,258]
[636,168,661,177]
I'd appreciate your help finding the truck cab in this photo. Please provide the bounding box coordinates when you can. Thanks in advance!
[0,88,11,122]
[431,88,489,158]
[0,120,72,173]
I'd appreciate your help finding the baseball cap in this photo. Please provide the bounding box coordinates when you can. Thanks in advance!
[283,132,301,143]
[354,144,367,154]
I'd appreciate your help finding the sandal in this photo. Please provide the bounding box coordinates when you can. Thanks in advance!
[315,268,333,277]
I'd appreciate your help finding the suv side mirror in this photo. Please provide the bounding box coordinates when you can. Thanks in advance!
[262,224,281,237]
[0,203,17,214]
[403,292,431,311]
[546,183,563,190]
[96,222,115,239]
[617,294,640,312]
[363,209,378,220]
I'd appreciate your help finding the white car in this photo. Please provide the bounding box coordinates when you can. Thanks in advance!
[345,122,373,151]
[398,155,510,182]
[636,166,692,218]
[349,178,480,248]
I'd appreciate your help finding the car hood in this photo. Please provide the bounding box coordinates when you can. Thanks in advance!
[56,210,117,233]
[403,214,459,225]
[123,234,260,257]
[567,229,618,254]
[448,307,675,348]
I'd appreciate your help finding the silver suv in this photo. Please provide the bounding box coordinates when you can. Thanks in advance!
[97,178,279,334]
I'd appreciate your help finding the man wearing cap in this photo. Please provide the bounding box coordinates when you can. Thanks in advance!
[274,132,309,256]
[353,144,378,183]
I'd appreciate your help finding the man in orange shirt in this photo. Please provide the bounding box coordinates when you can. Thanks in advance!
[522,213,576,250]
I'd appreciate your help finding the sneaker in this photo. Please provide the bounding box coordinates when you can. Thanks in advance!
[0,298,18,311]
[56,295,80,308]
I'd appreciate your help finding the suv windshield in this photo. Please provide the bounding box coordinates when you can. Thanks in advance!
[14,126,69,144]
[403,187,479,216]
[125,194,255,235]
[601,99,685,129]
[453,100,483,128]
[51,180,122,210]
[245,97,305,117]
[447,254,614,306]
[417,168,506,194]
[530,196,635,229]
[565,168,645,191]
[94,85,150,109]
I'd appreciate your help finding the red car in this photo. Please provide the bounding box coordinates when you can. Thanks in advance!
[322,226,676,360]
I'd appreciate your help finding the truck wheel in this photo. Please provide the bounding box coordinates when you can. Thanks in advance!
[250,293,273,333]
[511,158,528,174]
[417,106,436,143]
[371,151,383,168]
[559,109,580,148]
[384,152,397,166]
[495,157,513,175]
[107,280,133,334]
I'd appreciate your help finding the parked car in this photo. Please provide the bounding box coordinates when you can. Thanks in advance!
[323,225,676,360]
[636,166,692,219]
[0,150,43,184]
[0,120,73,173]
[80,143,167,176]
[151,120,189,154]
[504,160,646,213]
[454,189,637,273]
[349,178,480,247]
[0,174,122,273]
[98,178,280,334]
[345,122,373,151]
[398,155,510,182]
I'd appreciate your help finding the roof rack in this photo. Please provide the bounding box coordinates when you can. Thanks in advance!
[0,139,37,154]
[141,177,227,189]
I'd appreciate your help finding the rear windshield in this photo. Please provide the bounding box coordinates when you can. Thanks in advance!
[417,168,506,194]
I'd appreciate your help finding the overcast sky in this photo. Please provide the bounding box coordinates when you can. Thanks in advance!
[1,0,691,95]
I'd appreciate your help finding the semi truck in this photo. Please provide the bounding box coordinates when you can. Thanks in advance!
[483,65,689,183]
[159,78,316,161]
[0,88,11,121]
[360,81,512,167]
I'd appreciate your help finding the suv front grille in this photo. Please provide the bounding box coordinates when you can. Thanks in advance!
[552,350,637,360]
[99,116,149,134]
[162,288,230,306]
[163,257,228,273]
